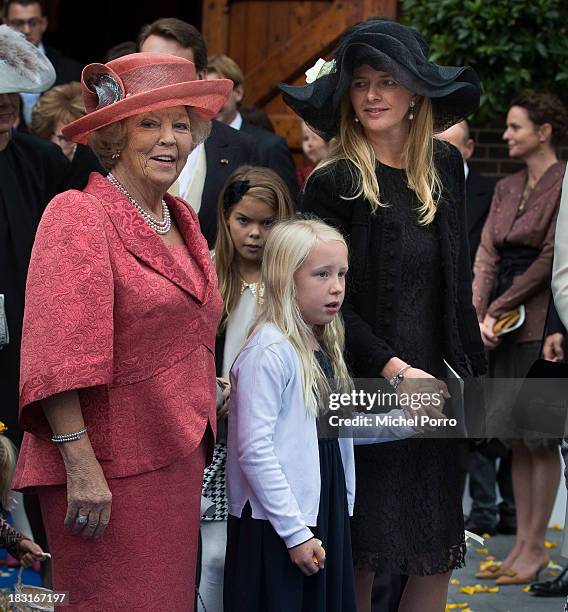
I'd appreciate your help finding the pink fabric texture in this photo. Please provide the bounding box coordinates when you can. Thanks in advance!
[473,161,565,343]
[13,172,222,489]
[39,440,207,611]
[64,53,232,144]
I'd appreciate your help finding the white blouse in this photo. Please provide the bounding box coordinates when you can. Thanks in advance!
[222,283,258,378]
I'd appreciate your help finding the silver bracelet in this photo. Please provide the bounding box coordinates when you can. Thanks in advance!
[51,427,87,444]
[388,365,411,390]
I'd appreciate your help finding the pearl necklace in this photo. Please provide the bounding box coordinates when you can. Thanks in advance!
[107,173,171,235]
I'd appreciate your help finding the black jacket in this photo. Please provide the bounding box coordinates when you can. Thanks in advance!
[44,45,83,85]
[199,120,257,248]
[0,133,71,445]
[466,167,496,267]
[67,144,106,191]
[300,142,486,379]
[240,119,298,201]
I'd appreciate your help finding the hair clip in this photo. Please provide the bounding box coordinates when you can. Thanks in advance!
[223,179,250,210]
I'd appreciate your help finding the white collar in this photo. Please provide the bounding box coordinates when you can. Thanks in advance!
[229,112,243,131]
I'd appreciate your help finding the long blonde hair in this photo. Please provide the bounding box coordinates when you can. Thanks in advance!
[0,434,17,512]
[319,93,442,225]
[215,165,295,331]
[254,218,352,416]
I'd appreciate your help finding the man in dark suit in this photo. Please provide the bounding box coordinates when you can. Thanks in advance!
[207,54,298,201]
[138,18,257,248]
[438,120,496,265]
[197,119,257,246]
[4,0,83,125]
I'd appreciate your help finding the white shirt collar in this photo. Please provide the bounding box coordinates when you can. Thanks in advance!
[178,143,204,196]
[464,161,469,180]
[229,112,243,131]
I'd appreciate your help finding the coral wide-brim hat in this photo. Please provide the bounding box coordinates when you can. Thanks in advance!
[63,53,232,144]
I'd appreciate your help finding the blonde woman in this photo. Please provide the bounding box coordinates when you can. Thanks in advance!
[30,82,84,160]
[281,19,485,612]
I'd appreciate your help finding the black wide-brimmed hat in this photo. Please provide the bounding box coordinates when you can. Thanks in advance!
[279,19,481,139]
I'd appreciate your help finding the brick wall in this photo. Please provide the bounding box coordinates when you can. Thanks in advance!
[469,121,568,180]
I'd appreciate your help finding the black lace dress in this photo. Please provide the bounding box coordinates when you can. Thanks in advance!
[350,163,466,576]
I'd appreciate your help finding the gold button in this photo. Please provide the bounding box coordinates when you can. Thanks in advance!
[220,158,229,165]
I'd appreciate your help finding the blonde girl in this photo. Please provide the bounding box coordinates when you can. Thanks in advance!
[198,166,294,612]
[223,218,356,612]
[0,424,44,567]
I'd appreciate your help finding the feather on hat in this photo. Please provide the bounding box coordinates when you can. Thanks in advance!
[0,25,55,94]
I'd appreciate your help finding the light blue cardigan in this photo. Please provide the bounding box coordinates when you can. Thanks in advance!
[227,323,412,549]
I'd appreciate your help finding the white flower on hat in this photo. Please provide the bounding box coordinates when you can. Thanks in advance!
[305,58,336,84]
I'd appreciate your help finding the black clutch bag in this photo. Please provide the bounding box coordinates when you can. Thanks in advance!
[513,358,568,436]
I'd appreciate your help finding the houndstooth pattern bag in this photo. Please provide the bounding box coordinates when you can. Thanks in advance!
[201,443,228,521]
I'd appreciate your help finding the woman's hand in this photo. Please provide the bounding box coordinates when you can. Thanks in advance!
[480,314,501,350]
[543,333,565,362]
[216,377,231,419]
[288,537,325,576]
[63,449,112,540]
[396,367,449,432]
[16,539,45,568]
[41,390,112,539]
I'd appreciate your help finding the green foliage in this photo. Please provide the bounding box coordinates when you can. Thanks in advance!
[401,0,568,123]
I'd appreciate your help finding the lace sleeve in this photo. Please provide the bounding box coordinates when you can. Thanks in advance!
[0,516,25,558]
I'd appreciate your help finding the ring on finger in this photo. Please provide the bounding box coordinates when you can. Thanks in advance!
[76,514,88,525]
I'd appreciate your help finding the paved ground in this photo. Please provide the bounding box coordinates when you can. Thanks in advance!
[448,528,566,612]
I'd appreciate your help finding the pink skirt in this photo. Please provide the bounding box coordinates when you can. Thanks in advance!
[38,440,206,611]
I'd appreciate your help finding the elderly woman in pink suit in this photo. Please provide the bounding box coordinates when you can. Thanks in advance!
[11,53,231,611]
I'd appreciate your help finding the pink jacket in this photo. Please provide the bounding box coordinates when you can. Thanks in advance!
[13,173,222,489]
[473,162,565,343]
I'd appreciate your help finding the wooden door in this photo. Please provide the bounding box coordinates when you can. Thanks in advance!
[203,1,398,160]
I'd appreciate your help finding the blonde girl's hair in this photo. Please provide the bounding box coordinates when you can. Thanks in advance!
[318,93,442,225]
[0,435,18,512]
[254,218,353,416]
[215,165,295,331]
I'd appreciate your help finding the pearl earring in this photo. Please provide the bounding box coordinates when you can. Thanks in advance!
[354,117,360,123]
[409,100,416,121]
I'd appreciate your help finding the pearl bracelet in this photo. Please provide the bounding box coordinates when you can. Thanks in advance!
[51,427,87,444]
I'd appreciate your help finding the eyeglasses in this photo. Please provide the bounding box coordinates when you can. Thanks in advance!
[7,17,44,29]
